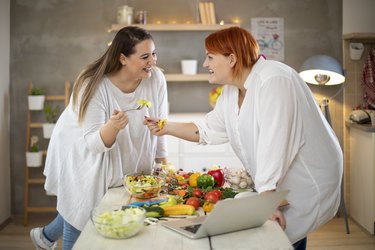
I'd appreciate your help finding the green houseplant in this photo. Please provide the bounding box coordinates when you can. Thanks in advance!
[43,104,60,138]
[30,86,44,96]
[28,86,45,110]
[44,104,60,123]
[26,136,43,167]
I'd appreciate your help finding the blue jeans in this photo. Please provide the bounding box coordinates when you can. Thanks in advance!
[43,213,81,250]
[293,237,307,250]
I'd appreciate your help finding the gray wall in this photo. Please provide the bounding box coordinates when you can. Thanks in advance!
[10,0,343,215]
[0,0,11,224]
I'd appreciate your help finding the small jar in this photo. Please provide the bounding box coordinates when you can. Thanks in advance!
[135,10,147,24]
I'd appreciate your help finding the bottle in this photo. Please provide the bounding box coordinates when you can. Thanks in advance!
[135,10,147,24]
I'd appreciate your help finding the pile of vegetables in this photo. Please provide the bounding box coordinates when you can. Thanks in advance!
[163,166,242,213]
[128,165,255,217]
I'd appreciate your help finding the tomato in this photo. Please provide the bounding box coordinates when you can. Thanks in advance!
[204,191,219,203]
[192,188,203,198]
[211,189,222,199]
[203,201,215,212]
[189,172,201,187]
[186,197,200,210]
[197,174,215,188]
[208,169,225,187]
[182,173,191,179]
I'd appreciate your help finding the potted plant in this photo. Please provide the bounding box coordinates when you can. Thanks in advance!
[28,86,45,110]
[43,104,60,139]
[26,136,43,167]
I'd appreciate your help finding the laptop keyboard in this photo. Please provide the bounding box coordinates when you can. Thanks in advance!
[181,224,202,234]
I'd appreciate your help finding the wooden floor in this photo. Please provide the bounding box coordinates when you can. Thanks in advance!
[0,214,374,249]
[307,217,375,250]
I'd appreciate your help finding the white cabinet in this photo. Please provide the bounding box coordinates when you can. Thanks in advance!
[166,113,244,172]
[349,125,375,234]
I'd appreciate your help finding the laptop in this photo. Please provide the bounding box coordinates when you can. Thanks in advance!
[162,190,289,239]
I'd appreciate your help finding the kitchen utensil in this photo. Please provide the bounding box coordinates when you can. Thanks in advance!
[123,105,142,112]
[128,198,168,207]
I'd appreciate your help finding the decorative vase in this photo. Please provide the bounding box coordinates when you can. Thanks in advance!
[349,42,364,61]
[26,151,43,167]
[28,95,45,110]
[181,60,198,75]
[42,123,56,139]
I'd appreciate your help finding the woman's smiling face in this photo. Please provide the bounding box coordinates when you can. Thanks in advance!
[124,39,157,79]
[203,51,233,85]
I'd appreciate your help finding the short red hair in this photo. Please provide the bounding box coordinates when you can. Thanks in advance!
[205,27,260,81]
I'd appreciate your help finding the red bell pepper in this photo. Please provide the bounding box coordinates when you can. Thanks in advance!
[208,169,225,187]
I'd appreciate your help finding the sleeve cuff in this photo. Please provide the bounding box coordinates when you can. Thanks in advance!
[192,121,207,145]
[256,184,277,193]
[84,130,114,153]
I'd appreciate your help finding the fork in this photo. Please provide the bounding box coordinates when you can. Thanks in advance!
[123,105,143,112]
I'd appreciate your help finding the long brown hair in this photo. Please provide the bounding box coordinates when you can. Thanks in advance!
[205,27,259,81]
[72,26,153,122]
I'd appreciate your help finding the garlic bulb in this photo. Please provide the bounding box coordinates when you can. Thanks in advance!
[223,167,254,190]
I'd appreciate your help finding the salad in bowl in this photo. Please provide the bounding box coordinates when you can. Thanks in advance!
[124,174,164,199]
[91,205,146,239]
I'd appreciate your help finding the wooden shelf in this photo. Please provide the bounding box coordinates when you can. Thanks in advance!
[28,178,45,184]
[45,95,65,101]
[24,81,71,226]
[109,23,239,32]
[165,73,209,82]
[343,33,375,42]
[30,123,43,128]
[27,206,56,213]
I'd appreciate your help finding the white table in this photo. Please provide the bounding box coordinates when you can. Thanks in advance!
[73,187,292,250]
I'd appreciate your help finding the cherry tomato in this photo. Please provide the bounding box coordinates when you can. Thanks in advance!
[182,173,191,179]
[211,189,222,199]
[204,191,219,203]
[192,188,204,198]
[203,201,215,212]
[186,197,200,210]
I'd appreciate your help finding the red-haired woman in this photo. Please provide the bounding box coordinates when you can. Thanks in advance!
[145,27,342,250]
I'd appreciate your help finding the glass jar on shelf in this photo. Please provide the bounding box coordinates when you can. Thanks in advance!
[135,10,147,24]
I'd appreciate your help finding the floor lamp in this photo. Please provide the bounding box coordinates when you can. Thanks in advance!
[299,54,350,234]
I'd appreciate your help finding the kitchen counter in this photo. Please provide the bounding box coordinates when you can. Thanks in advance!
[169,112,206,122]
[73,187,292,250]
[346,120,375,132]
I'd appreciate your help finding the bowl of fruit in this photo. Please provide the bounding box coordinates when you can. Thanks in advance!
[91,205,146,239]
[123,174,164,199]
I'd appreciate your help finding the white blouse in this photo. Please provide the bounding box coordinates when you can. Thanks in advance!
[44,67,168,230]
[195,57,343,243]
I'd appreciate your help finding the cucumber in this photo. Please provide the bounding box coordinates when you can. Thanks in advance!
[144,206,164,218]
